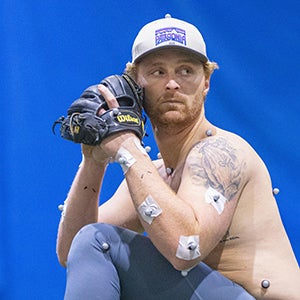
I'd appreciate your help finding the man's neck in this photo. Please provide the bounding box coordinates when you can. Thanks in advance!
[153,114,215,170]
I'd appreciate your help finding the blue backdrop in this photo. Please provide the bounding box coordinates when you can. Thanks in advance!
[1,0,299,299]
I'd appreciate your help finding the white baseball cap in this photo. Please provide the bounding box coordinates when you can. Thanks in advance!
[132,14,208,63]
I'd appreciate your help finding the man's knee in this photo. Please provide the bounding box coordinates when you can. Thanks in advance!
[68,223,116,261]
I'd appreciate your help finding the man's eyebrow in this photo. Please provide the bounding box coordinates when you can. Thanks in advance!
[177,58,203,65]
[146,59,199,67]
[142,61,164,69]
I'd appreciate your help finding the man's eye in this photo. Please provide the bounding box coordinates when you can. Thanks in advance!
[180,69,191,75]
[152,70,163,76]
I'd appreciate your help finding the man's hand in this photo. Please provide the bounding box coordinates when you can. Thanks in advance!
[96,84,138,159]
[53,74,145,146]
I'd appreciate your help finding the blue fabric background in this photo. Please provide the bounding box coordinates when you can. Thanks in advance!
[1,0,299,298]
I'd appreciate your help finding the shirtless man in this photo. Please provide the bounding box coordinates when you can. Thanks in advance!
[56,15,300,299]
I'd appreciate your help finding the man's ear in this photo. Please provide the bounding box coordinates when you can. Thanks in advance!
[203,78,210,97]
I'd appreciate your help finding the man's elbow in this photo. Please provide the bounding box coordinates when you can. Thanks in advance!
[170,256,201,272]
[57,255,67,268]
[168,237,203,271]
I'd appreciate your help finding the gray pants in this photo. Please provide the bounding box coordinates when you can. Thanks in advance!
[64,223,255,300]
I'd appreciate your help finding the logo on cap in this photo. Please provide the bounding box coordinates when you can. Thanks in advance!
[155,27,186,46]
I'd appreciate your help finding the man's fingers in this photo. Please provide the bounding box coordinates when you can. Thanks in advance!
[98,84,119,108]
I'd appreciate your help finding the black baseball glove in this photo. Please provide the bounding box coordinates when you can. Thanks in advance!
[53,73,145,145]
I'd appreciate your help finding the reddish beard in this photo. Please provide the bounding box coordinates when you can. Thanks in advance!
[144,98,203,130]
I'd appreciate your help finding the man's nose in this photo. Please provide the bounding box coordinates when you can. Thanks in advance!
[165,79,180,90]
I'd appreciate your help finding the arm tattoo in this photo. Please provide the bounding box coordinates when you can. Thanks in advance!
[187,137,246,201]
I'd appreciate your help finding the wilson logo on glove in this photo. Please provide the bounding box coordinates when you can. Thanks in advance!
[116,111,140,125]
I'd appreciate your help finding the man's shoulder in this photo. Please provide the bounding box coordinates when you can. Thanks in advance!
[190,129,258,161]
[185,130,269,197]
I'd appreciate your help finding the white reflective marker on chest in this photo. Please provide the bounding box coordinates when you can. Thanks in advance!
[205,186,227,215]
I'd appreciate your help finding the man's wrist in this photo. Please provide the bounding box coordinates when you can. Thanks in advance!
[115,136,150,173]
[81,154,109,170]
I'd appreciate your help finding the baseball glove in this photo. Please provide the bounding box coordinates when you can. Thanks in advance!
[52,73,145,145]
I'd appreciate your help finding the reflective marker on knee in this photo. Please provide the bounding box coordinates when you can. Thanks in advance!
[138,195,162,224]
[205,186,227,215]
[100,242,110,252]
[176,235,201,260]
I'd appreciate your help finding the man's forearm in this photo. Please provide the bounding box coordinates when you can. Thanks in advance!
[56,157,107,266]
[116,139,200,270]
